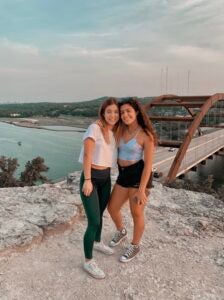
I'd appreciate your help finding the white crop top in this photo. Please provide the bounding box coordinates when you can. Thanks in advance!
[78,124,117,168]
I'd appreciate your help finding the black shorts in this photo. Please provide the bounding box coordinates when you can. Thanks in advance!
[116,159,153,188]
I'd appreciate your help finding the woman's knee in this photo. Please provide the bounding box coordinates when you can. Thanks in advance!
[107,203,113,216]
[107,201,119,216]
[131,210,144,221]
[87,217,101,229]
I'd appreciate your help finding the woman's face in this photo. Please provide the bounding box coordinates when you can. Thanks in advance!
[104,104,119,127]
[120,104,137,125]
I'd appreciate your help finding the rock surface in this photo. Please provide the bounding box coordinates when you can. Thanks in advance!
[0,171,223,300]
[0,184,79,255]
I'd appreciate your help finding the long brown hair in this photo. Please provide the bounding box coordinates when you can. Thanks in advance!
[98,97,120,144]
[118,97,157,145]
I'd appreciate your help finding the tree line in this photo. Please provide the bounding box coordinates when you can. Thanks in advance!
[0,97,153,118]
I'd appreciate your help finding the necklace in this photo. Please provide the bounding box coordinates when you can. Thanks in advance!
[127,126,140,136]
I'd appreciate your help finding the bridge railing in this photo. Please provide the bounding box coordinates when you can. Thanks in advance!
[177,128,224,176]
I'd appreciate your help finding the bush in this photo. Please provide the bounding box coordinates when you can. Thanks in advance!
[0,156,19,187]
[167,175,224,202]
[0,156,49,188]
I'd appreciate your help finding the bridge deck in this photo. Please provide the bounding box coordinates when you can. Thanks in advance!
[153,128,224,182]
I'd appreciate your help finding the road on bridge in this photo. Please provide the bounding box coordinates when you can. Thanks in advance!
[152,128,224,182]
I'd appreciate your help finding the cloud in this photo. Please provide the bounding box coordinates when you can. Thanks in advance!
[172,0,207,10]
[52,45,137,59]
[0,38,40,55]
[168,45,224,63]
[0,67,34,75]
[0,1,224,101]
[61,31,118,38]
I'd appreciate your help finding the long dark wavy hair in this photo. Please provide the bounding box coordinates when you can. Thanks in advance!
[118,97,157,145]
[98,97,120,143]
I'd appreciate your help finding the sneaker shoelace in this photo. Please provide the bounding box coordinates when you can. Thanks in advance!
[100,242,107,248]
[88,261,101,272]
[113,230,123,242]
[97,242,109,249]
[95,241,104,247]
[124,245,136,258]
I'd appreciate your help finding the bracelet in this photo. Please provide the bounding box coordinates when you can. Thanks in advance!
[84,178,91,180]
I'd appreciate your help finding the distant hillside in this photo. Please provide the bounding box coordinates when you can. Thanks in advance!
[0,96,154,118]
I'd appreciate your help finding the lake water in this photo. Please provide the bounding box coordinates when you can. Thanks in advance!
[0,122,84,181]
[186,155,224,188]
[0,122,223,187]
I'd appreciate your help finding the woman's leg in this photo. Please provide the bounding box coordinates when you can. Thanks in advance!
[108,183,129,230]
[80,174,100,260]
[128,188,146,245]
[95,177,111,242]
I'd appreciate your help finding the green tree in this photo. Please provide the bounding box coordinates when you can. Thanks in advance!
[20,156,49,186]
[0,156,19,187]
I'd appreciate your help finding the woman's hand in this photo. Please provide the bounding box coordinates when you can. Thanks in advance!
[133,189,147,205]
[82,180,93,196]
[95,119,104,129]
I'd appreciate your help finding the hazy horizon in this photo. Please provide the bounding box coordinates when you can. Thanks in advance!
[0,95,154,104]
[0,0,224,103]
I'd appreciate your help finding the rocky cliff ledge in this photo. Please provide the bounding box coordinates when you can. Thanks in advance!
[0,171,223,299]
[0,178,81,256]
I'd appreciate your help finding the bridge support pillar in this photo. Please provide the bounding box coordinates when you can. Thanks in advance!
[191,166,197,172]
[178,174,185,179]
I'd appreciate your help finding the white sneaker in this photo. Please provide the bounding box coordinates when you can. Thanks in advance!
[93,241,114,255]
[83,260,105,279]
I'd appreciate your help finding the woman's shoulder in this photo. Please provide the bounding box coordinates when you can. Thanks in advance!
[83,123,101,140]
[88,123,100,130]
[139,129,154,143]
[86,123,101,133]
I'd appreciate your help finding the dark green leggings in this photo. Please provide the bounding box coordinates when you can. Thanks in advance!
[79,169,111,259]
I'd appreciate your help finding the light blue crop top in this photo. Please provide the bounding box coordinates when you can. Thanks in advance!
[118,137,143,161]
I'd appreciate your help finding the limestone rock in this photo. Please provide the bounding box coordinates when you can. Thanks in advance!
[0,185,78,254]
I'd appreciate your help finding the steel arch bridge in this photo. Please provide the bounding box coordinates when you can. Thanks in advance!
[145,93,224,184]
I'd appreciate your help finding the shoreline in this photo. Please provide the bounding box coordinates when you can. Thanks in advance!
[0,121,86,132]
[0,116,96,131]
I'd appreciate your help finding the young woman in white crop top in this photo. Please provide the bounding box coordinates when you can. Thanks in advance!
[79,97,119,279]
[108,97,157,263]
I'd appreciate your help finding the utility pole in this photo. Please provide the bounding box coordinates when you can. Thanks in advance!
[165,66,168,94]
[187,70,191,95]
[160,68,164,94]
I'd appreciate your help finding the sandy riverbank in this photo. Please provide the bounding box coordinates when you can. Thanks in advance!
[0,116,96,130]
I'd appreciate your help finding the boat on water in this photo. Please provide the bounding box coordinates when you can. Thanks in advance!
[17,141,22,146]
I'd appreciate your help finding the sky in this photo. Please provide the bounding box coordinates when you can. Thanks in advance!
[0,0,224,103]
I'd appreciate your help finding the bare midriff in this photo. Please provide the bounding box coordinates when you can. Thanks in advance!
[118,159,139,167]
[91,164,110,170]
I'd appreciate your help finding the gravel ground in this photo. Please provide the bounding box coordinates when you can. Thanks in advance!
[0,181,223,300]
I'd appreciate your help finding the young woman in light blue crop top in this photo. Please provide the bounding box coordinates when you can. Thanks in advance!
[108,97,157,263]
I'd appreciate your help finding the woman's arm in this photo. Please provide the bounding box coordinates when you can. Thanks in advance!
[82,138,95,196]
[136,134,155,204]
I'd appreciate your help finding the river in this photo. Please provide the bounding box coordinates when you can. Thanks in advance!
[0,122,223,187]
[0,122,84,181]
